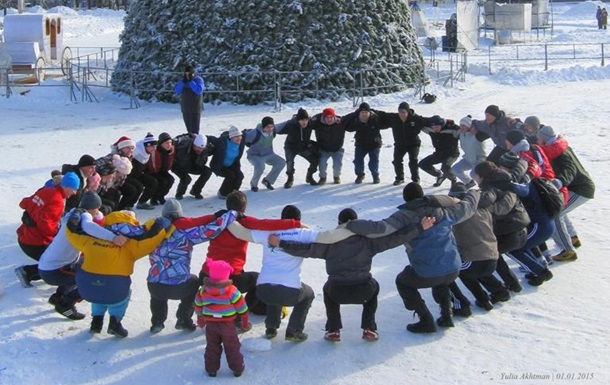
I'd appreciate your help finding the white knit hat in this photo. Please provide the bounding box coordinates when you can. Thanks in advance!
[193,134,207,148]
[112,155,133,175]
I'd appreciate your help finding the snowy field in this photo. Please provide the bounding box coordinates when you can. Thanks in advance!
[1,2,609,384]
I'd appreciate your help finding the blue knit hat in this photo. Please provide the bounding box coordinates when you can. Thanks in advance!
[60,172,80,190]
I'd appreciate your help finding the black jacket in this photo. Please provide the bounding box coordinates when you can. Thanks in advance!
[171,133,211,174]
[208,132,245,175]
[422,120,460,156]
[279,224,423,286]
[61,164,85,213]
[276,116,314,151]
[310,113,346,152]
[343,110,386,150]
[374,108,427,148]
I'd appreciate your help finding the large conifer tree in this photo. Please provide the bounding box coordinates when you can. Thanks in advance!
[111,0,425,104]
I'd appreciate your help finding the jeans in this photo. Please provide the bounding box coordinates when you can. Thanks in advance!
[319,149,344,179]
[353,146,380,177]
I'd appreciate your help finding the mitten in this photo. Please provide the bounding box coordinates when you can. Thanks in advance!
[551,178,563,189]
[197,315,206,329]
[239,312,252,332]
[214,209,228,218]
[155,216,172,231]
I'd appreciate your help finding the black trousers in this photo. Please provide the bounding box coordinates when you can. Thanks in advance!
[99,187,121,215]
[17,241,47,282]
[395,265,458,310]
[495,228,528,288]
[151,172,175,201]
[284,145,319,176]
[486,146,509,165]
[182,112,201,135]
[136,173,159,204]
[392,144,420,182]
[450,259,499,304]
[118,177,143,209]
[172,166,212,196]
[323,279,379,331]
[217,164,244,197]
[418,151,458,179]
[39,267,81,307]
[147,275,200,325]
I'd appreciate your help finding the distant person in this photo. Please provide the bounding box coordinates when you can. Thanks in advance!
[244,116,285,192]
[310,108,346,185]
[171,133,212,200]
[208,126,246,199]
[601,8,608,30]
[419,115,460,187]
[451,115,486,188]
[597,6,603,29]
[174,65,205,135]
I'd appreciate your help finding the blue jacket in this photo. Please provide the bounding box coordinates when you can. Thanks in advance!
[347,190,480,278]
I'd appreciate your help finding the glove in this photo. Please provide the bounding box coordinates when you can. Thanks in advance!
[197,315,206,329]
[155,216,173,231]
[238,312,252,332]
[214,209,228,218]
[551,178,563,189]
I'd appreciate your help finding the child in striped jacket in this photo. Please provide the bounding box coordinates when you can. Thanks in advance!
[195,259,250,378]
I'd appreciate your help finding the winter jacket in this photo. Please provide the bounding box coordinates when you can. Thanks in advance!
[422,121,460,156]
[343,110,386,150]
[194,279,248,323]
[174,76,204,114]
[67,211,168,304]
[147,211,238,285]
[276,115,315,151]
[347,190,480,278]
[96,153,129,189]
[17,185,67,246]
[38,209,115,271]
[429,195,498,262]
[244,124,277,157]
[310,113,346,152]
[279,223,424,286]
[478,169,531,236]
[208,132,245,175]
[512,182,555,224]
[459,131,487,165]
[374,108,427,148]
[472,111,520,149]
[171,133,210,174]
[204,216,301,275]
[539,137,595,199]
[131,140,151,177]
[147,145,175,174]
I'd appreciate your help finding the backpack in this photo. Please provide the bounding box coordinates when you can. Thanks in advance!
[422,93,437,104]
[531,177,563,218]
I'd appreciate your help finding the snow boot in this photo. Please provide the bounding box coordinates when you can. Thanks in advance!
[90,316,104,334]
[305,170,318,186]
[436,297,455,328]
[284,174,294,189]
[407,301,437,334]
[108,316,128,338]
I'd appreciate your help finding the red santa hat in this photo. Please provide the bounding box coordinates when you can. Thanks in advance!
[113,136,136,150]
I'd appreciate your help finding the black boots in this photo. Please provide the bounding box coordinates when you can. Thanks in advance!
[526,268,554,286]
[436,296,455,328]
[108,316,128,338]
[90,315,104,334]
[284,174,294,189]
[305,170,318,186]
[407,301,437,334]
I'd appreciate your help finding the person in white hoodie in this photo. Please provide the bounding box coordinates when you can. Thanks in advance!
[451,116,487,188]
[38,192,127,320]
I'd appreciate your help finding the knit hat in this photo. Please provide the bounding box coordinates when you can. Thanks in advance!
[228,126,242,138]
[162,198,183,219]
[296,108,309,120]
[78,154,96,168]
[97,161,116,176]
[114,136,136,150]
[158,132,172,145]
[398,102,410,112]
[79,191,102,210]
[184,65,194,73]
[498,152,520,169]
[207,259,234,282]
[261,116,274,128]
[359,102,371,112]
[143,132,158,147]
[403,182,424,202]
[459,116,472,127]
[524,116,541,130]
[112,154,133,175]
[338,208,358,225]
[322,107,336,118]
[505,130,526,145]
[448,182,467,197]
[193,134,207,148]
[485,105,501,119]
[536,125,556,143]
[60,172,80,190]
[430,115,445,127]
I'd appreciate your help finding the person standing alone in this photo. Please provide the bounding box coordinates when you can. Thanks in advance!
[174,65,205,135]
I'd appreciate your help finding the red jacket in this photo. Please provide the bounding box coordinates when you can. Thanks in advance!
[203,216,300,275]
[17,185,66,246]
[520,145,569,205]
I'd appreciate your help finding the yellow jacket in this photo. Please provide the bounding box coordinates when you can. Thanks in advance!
[67,211,167,276]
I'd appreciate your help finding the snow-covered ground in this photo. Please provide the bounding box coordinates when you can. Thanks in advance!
[1,2,609,384]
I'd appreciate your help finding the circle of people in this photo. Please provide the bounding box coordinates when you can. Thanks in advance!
[15,101,595,378]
